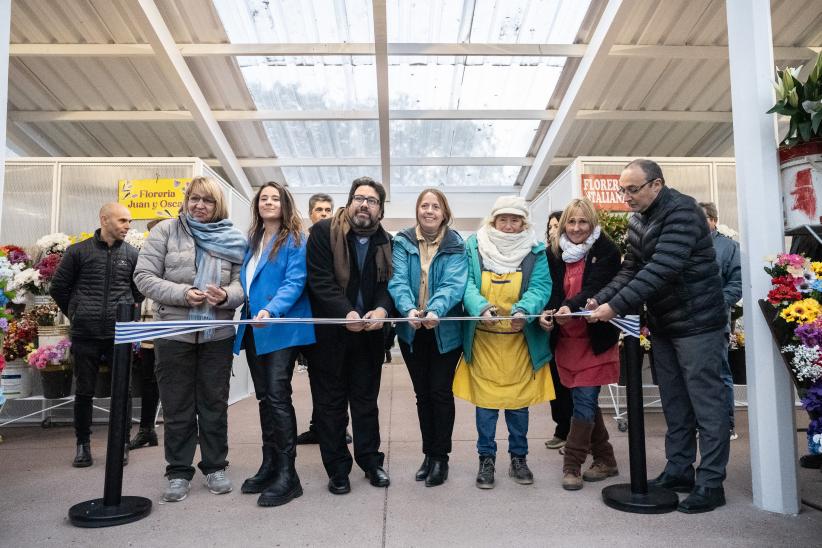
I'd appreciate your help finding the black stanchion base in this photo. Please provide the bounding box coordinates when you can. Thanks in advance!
[68,496,152,528]
[602,484,679,514]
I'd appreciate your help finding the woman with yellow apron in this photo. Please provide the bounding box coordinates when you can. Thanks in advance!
[453,196,553,489]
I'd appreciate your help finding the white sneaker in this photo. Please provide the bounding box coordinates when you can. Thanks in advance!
[730,429,739,441]
[205,469,233,494]
[162,478,190,502]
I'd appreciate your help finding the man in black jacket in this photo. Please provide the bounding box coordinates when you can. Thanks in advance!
[304,177,393,495]
[50,202,143,467]
[588,160,729,514]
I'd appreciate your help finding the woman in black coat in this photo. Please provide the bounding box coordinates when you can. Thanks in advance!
[540,198,622,491]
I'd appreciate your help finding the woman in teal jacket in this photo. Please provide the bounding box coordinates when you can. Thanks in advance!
[234,181,315,508]
[452,195,553,490]
[388,188,467,487]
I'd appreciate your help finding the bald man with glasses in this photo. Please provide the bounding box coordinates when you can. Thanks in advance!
[587,159,729,514]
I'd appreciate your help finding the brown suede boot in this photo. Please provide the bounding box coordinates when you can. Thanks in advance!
[583,408,619,482]
[562,417,594,491]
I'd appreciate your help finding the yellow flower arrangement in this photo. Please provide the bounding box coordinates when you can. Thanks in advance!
[781,298,822,324]
[68,231,94,244]
[812,262,822,277]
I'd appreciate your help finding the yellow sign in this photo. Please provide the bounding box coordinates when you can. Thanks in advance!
[118,178,190,220]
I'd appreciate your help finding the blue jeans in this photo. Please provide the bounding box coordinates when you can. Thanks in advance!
[571,385,601,422]
[721,334,735,430]
[476,407,529,457]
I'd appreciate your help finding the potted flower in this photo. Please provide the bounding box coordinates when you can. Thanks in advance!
[760,253,822,460]
[26,338,72,399]
[767,52,822,230]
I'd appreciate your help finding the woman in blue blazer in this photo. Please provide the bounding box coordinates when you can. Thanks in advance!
[233,181,315,507]
[388,188,467,487]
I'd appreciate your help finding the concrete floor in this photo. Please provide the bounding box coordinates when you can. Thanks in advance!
[1,353,821,547]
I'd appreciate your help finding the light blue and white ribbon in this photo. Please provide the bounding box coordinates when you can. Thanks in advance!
[115,312,640,344]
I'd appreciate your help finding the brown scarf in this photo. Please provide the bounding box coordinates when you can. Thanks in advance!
[330,207,392,292]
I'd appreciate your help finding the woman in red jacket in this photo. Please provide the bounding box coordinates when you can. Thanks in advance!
[539,198,621,491]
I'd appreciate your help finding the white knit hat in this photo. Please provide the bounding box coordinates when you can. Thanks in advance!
[490,195,529,220]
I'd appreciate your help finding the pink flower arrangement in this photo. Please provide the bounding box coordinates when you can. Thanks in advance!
[26,339,71,370]
[35,252,62,283]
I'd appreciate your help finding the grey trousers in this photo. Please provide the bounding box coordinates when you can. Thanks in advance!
[154,337,233,480]
[652,329,730,488]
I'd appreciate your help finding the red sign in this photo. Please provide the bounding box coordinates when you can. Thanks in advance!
[580,174,630,212]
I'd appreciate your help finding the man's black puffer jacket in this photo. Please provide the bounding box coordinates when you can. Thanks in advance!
[593,185,726,338]
[50,229,142,339]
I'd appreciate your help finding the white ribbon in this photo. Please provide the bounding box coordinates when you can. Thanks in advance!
[115,311,640,344]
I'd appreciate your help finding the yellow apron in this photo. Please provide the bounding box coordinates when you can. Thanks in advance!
[453,270,554,409]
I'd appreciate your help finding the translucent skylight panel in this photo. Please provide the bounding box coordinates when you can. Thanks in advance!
[390,120,540,157]
[214,0,373,43]
[241,57,377,110]
[283,166,382,188]
[387,0,591,44]
[388,58,565,109]
[392,166,521,187]
[262,121,379,158]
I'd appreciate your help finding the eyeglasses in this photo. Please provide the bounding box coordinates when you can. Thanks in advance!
[352,195,380,207]
[616,178,659,196]
[189,195,216,205]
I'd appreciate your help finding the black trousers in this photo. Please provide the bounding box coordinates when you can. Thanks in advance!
[71,337,113,443]
[243,329,298,456]
[548,359,572,440]
[306,330,384,478]
[136,347,159,429]
[399,329,461,461]
[154,337,233,480]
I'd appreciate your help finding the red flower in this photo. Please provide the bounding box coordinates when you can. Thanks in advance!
[35,253,62,282]
[768,285,802,304]
[772,275,800,289]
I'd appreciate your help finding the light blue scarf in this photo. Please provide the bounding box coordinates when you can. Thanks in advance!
[184,214,247,340]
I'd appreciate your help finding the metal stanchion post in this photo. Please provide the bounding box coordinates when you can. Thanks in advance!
[68,302,152,527]
[601,335,679,513]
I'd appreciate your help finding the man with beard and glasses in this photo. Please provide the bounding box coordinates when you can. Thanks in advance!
[304,177,394,494]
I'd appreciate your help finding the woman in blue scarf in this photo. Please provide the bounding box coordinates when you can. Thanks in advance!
[134,176,246,503]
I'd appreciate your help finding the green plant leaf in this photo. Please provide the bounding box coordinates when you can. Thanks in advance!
[812,110,822,134]
[799,120,812,141]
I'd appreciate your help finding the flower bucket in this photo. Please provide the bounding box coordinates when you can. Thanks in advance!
[38,325,70,348]
[40,362,73,399]
[729,349,747,384]
[780,140,822,231]
[0,359,32,399]
[95,365,112,398]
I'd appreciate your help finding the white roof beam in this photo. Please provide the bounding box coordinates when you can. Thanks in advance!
[520,0,633,200]
[10,43,818,60]
[9,109,733,123]
[132,0,252,200]
[204,157,574,168]
[373,0,391,196]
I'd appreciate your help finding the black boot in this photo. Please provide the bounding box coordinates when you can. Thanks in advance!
[128,427,158,450]
[123,442,129,467]
[242,446,278,494]
[258,453,303,507]
[425,458,448,487]
[415,456,431,481]
[73,442,92,468]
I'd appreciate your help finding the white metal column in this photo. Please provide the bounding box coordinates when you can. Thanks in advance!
[0,0,11,232]
[726,0,799,514]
